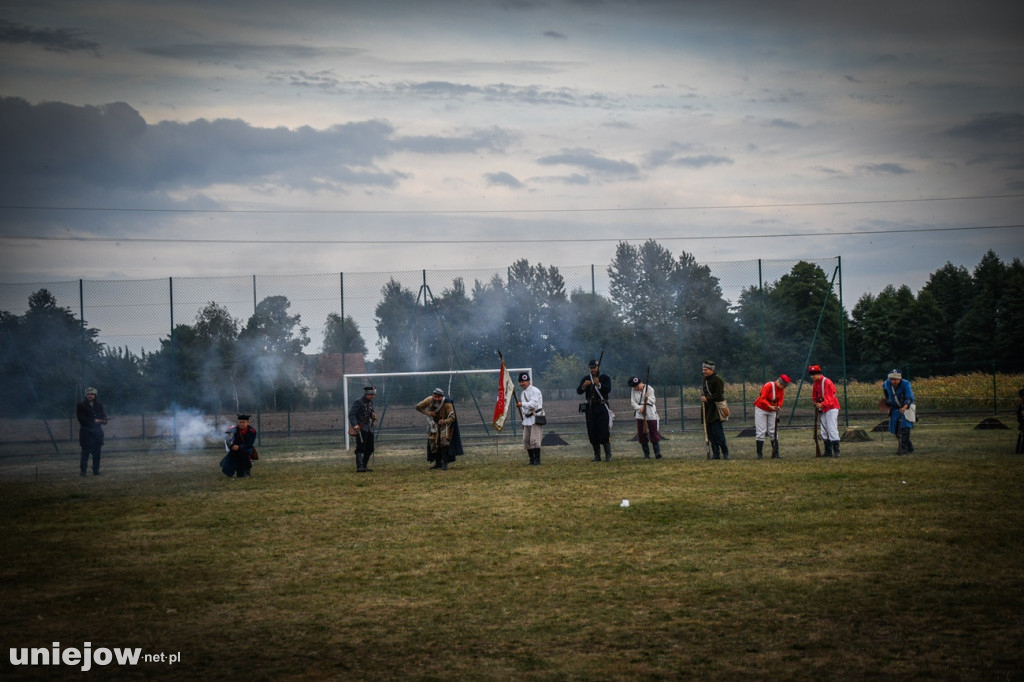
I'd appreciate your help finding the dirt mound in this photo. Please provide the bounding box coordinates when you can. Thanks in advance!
[974,417,1009,430]
[542,431,569,446]
[841,427,872,442]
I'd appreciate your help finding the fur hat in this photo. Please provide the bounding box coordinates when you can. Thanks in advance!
[363,385,376,394]
[887,369,902,380]
[432,387,445,396]
[702,360,715,371]
[84,387,98,396]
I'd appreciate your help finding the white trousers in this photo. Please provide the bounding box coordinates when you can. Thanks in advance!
[523,424,542,449]
[819,408,840,441]
[754,407,777,441]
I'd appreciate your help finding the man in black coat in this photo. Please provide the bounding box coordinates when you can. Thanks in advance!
[701,360,730,460]
[348,385,378,472]
[222,414,257,478]
[76,387,108,476]
[577,359,612,461]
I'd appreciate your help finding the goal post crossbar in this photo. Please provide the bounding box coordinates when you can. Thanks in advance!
[342,367,532,450]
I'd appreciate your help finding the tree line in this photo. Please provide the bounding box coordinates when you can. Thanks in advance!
[1,243,1020,418]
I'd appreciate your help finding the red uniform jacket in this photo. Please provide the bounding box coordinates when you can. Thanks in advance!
[753,381,785,412]
[812,376,840,412]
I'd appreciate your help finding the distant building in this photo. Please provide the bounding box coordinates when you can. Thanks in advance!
[303,353,366,397]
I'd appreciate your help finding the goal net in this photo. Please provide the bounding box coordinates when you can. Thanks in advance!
[342,367,532,450]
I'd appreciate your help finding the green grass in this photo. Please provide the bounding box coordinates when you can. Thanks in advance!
[2,422,1023,681]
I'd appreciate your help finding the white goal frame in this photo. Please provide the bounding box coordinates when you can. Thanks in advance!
[342,367,532,450]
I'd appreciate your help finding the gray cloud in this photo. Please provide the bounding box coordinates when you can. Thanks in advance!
[270,71,612,107]
[767,118,802,129]
[945,113,1024,142]
[0,19,99,54]
[393,127,517,154]
[671,154,733,169]
[858,162,913,175]
[543,30,567,39]
[484,172,524,188]
[645,144,733,170]
[0,97,513,206]
[138,42,362,63]
[536,148,639,177]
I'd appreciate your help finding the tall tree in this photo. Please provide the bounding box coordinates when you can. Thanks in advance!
[954,250,1003,367]
[238,295,310,410]
[145,302,242,411]
[374,279,423,372]
[995,258,1024,371]
[608,241,738,383]
[322,313,368,355]
[919,262,973,365]
[504,260,569,372]
[0,289,103,416]
[848,284,917,374]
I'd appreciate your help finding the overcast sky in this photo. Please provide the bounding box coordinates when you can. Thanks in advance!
[1,0,1023,305]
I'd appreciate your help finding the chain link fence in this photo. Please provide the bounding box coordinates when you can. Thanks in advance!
[2,257,1021,453]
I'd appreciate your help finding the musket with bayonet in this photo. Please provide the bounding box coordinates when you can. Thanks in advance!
[585,350,606,407]
[640,365,651,435]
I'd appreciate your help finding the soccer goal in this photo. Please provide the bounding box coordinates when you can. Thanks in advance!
[342,367,532,450]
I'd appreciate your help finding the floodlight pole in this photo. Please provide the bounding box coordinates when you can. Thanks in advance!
[787,263,840,426]
[417,271,491,433]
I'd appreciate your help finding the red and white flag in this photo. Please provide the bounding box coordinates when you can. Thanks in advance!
[492,357,516,432]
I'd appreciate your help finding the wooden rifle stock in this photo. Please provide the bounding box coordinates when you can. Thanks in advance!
[640,366,650,435]
[813,408,823,457]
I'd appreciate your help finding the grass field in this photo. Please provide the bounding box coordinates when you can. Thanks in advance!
[2,421,1023,681]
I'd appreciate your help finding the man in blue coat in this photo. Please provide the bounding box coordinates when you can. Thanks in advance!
[883,369,915,455]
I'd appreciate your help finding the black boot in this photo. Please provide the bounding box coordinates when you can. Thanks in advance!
[603,442,611,461]
[534,448,541,466]
[756,440,764,459]
[356,453,366,472]
[823,440,833,458]
[592,446,601,462]
[831,440,840,458]
[440,448,449,470]
[653,441,662,459]
[641,443,651,459]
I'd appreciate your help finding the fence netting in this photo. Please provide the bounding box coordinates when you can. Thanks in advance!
[2,256,1020,451]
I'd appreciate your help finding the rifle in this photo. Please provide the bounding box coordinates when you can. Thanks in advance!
[593,349,605,396]
[640,365,651,435]
[701,375,711,459]
[769,380,780,457]
[813,408,823,457]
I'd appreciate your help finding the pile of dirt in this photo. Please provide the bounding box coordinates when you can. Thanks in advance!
[974,417,1008,430]
[841,427,872,442]
[542,431,569,446]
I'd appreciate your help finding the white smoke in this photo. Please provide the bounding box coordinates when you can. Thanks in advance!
[155,407,221,450]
